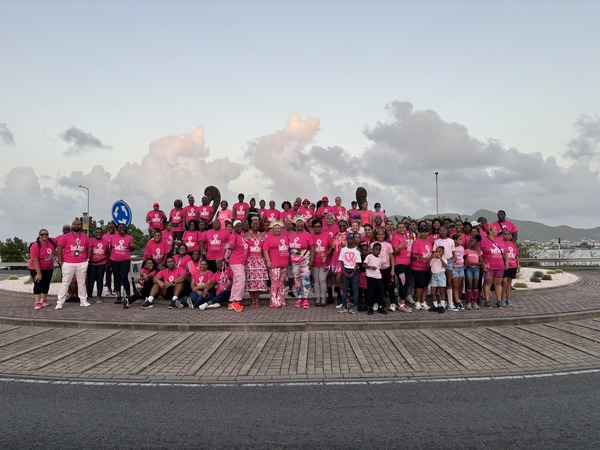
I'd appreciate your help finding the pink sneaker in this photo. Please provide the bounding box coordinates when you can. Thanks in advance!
[34,302,43,310]
[40,300,50,308]
[302,299,310,309]
[294,299,303,308]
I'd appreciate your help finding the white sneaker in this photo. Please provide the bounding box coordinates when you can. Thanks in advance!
[207,303,220,309]
[373,302,379,311]
[414,302,422,310]
[80,301,91,307]
[421,302,430,311]
[389,303,397,312]
[399,304,413,313]
[199,302,209,311]
[406,295,415,304]
[336,303,344,309]
[55,303,64,310]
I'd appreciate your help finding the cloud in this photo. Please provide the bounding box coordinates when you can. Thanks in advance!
[60,126,112,155]
[0,123,15,145]
[564,115,600,161]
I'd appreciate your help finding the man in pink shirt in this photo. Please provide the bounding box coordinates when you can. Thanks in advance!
[56,219,91,309]
[198,196,215,228]
[232,193,250,222]
[183,194,199,225]
[146,202,166,235]
[141,256,188,309]
[316,197,332,220]
[263,200,281,229]
[492,210,518,242]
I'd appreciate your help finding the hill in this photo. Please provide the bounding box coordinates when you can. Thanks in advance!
[389,209,600,243]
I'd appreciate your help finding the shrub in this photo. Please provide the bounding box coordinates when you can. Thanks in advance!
[7,275,20,281]
[541,274,552,280]
[546,270,556,274]
[533,271,544,277]
[51,268,62,283]
[554,269,563,273]
[514,282,528,288]
[530,276,542,283]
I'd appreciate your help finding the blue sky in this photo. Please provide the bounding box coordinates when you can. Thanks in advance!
[1,0,599,239]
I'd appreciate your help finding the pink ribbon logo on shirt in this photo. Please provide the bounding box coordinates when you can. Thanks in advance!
[344,252,356,264]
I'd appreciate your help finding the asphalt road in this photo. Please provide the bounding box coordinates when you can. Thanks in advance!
[1,372,599,449]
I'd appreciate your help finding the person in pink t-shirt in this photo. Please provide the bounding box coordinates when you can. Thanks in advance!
[332,197,347,222]
[217,200,233,228]
[146,202,167,235]
[280,201,294,222]
[29,228,56,310]
[108,223,135,306]
[198,196,215,227]
[410,224,433,311]
[311,219,332,306]
[315,196,332,220]
[203,219,230,272]
[492,210,519,242]
[225,220,248,312]
[141,257,188,309]
[183,194,199,225]
[502,230,520,306]
[169,199,185,243]
[232,193,250,222]
[392,222,413,312]
[173,243,192,271]
[87,227,109,303]
[359,202,373,227]
[481,225,508,308]
[161,221,174,252]
[56,219,91,309]
[244,217,268,308]
[263,201,281,229]
[103,222,117,296]
[182,220,201,254]
[263,221,290,308]
[144,230,172,267]
[372,203,386,225]
[289,218,315,309]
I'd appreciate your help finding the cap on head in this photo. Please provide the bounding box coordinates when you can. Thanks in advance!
[322,196,329,202]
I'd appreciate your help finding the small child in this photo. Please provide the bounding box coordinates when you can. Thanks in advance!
[429,246,447,312]
[364,242,387,315]
[357,244,369,311]
[338,233,362,314]
[464,237,483,310]
[451,234,465,311]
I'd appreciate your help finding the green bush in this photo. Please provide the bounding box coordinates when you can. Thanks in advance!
[533,271,544,277]
[541,274,552,280]
[8,275,20,281]
[51,267,62,283]
[554,269,563,273]
[514,282,528,288]
[546,270,556,274]
[530,276,542,283]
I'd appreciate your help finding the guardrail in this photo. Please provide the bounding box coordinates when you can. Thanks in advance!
[1,259,144,272]
[520,257,600,266]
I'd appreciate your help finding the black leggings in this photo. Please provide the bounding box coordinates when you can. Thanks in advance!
[30,269,53,295]
[395,264,411,300]
[380,266,396,304]
[87,263,106,298]
[109,259,131,297]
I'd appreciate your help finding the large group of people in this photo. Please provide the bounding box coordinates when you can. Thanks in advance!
[28,192,520,316]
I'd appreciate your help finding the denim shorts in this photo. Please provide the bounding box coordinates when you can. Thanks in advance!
[445,260,453,272]
[465,266,479,280]
[452,266,464,278]
[430,272,446,287]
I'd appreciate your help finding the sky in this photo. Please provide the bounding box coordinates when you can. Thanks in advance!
[1,0,599,240]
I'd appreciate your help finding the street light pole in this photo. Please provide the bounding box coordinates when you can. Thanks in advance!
[78,184,90,236]
[435,171,439,216]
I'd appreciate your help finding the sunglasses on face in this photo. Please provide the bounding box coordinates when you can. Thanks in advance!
[39,233,49,236]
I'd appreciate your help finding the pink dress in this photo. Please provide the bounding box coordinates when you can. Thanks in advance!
[245,234,268,291]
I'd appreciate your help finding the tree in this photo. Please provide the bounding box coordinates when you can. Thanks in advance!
[0,237,29,262]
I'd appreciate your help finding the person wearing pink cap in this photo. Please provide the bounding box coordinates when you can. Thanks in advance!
[169,199,185,244]
[316,196,332,220]
[146,202,167,235]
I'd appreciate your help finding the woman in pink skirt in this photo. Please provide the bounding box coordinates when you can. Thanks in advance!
[262,221,290,308]
[245,217,268,308]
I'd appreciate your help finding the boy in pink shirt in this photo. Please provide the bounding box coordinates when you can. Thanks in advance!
[232,193,250,222]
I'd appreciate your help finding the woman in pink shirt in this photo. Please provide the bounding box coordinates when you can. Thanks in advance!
[392,223,413,312]
[182,220,201,255]
[359,202,373,227]
[29,228,56,310]
[173,244,192,270]
[108,223,135,306]
[289,218,315,309]
[244,217,268,308]
[372,203,387,225]
[144,230,172,267]
[280,201,294,222]
[481,225,508,308]
[217,200,233,228]
[411,224,433,310]
[169,199,185,244]
[87,227,109,303]
[203,219,230,272]
[263,221,290,308]
[225,220,248,312]
[311,219,332,307]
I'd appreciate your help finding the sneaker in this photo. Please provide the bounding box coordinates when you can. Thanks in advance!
[349,307,358,314]
[207,303,221,309]
[114,297,122,304]
[456,302,464,311]
[406,294,415,305]
[414,302,422,311]
[466,302,472,310]
[294,299,303,308]
[302,299,310,309]
[175,300,184,309]
[398,304,412,313]
[389,303,397,312]
[496,301,504,308]
[168,300,177,309]
[122,297,129,309]
[506,299,513,307]
[338,307,348,313]
[372,302,379,311]
[421,302,430,311]
[378,306,387,315]
[501,300,507,308]
[80,300,91,307]
[96,297,103,304]
[55,303,63,310]
[336,303,344,309]
[199,302,209,311]
[227,302,235,310]
[367,307,374,315]
[231,301,243,312]
[484,301,491,308]
[448,304,458,312]
[41,300,50,308]
[473,302,480,310]
[141,300,153,309]
[186,298,194,309]
[34,302,43,310]
[437,306,445,314]
[288,291,296,298]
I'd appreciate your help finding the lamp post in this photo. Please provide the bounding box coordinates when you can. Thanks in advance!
[435,171,439,216]
[79,184,90,236]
